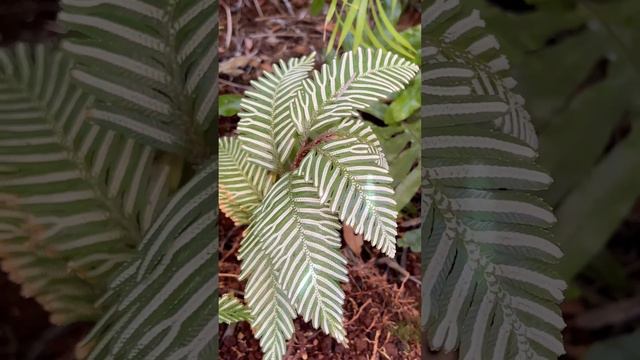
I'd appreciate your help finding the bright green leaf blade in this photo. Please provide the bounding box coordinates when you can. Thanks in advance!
[219,94,242,117]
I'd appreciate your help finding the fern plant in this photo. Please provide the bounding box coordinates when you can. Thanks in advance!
[322,0,422,216]
[422,1,566,359]
[1,0,222,358]
[0,42,173,324]
[219,47,418,358]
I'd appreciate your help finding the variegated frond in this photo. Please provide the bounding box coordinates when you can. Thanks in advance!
[238,54,315,172]
[290,48,419,137]
[422,0,537,149]
[219,136,274,225]
[422,1,566,359]
[81,159,217,360]
[239,230,295,360]
[58,0,217,157]
[0,209,99,324]
[219,294,252,324]
[372,120,421,210]
[334,117,388,170]
[297,135,398,257]
[239,174,347,355]
[0,43,170,285]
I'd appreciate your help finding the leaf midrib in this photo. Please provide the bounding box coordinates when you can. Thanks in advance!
[8,76,141,247]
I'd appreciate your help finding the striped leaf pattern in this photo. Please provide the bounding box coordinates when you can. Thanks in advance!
[0,209,99,325]
[297,135,398,257]
[223,48,416,360]
[238,54,315,172]
[0,43,169,287]
[371,120,421,210]
[82,159,217,359]
[334,117,388,170]
[219,294,252,324]
[219,136,274,225]
[239,231,295,360]
[58,0,217,157]
[422,1,566,359]
[290,47,419,137]
[240,174,348,348]
[423,2,537,149]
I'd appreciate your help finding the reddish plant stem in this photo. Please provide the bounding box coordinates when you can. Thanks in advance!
[291,132,339,171]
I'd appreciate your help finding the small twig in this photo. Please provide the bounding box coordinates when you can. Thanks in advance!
[251,0,264,17]
[399,217,420,228]
[219,273,240,278]
[281,0,295,16]
[219,78,251,90]
[376,257,421,286]
[346,299,372,325]
[291,132,338,171]
[370,329,381,360]
[220,1,233,48]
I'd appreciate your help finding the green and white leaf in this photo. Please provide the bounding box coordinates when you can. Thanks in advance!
[423,2,538,149]
[0,43,169,286]
[297,135,398,257]
[81,159,217,359]
[238,54,315,172]
[372,120,421,210]
[422,1,566,359]
[0,209,99,325]
[58,0,217,157]
[334,117,388,170]
[240,174,348,348]
[219,294,252,324]
[239,226,296,360]
[219,136,274,225]
[290,47,419,137]
[225,47,416,360]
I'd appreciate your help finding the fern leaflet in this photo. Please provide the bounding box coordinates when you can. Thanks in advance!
[422,1,566,359]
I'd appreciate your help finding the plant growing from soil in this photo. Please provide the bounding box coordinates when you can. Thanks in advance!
[219,48,419,358]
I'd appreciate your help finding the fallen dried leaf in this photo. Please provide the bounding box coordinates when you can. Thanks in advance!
[219,56,253,76]
[343,225,363,256]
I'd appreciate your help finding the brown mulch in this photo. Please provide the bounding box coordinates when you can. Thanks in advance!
[219,0,326,95]
[219,214,422,359]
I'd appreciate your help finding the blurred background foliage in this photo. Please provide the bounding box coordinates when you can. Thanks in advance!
[467,0,640,358]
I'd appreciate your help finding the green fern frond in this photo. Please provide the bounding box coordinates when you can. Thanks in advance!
[422,1,566,359]
[223,48,417,359]
[290,47,419,137]
[242,174,348,343]
[81,159,217,359]
[0,209,99,324]
[219,294,252,324]
[0,43,169,285]
[239,231,296,360]
[238,54,315,172]
[219,136,274,225]
[58,0,217,158]
[297,135,398,257]
[334,117,388,169]
[372,120,421,210]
